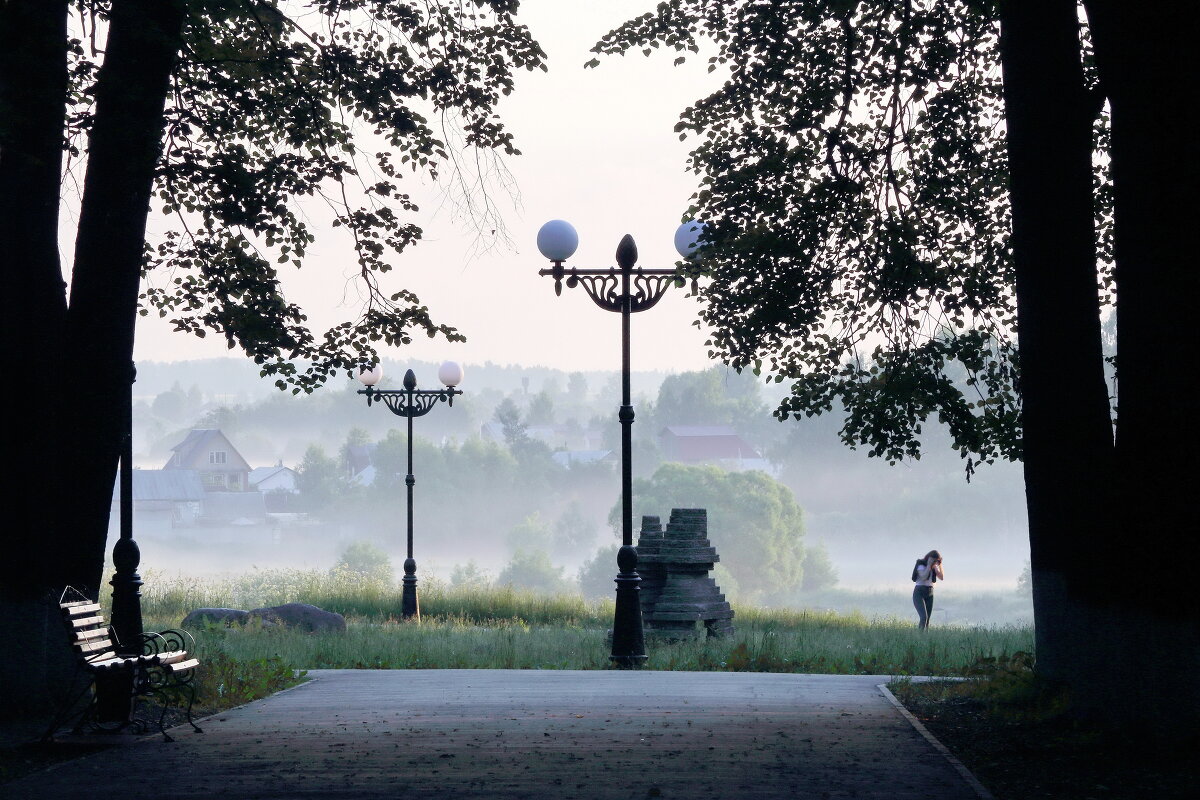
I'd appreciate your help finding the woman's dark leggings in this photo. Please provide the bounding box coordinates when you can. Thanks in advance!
[913,585,934,629]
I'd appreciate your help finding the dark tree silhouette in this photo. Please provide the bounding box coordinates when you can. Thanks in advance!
[0,0,544,713]
[593,0,1198,731]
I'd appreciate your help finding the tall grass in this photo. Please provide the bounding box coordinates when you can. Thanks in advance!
[129,569,1033,677]
[133,567,609,627]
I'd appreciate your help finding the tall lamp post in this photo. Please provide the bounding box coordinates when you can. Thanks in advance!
[98,360,144,724]
[357,361,464,620]
[535,219,704,667]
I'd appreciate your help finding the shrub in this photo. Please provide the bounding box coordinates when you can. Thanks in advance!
[331,540,394,585]
[578,545,620,600]
[497,548,570,594]
[800,542,839,591]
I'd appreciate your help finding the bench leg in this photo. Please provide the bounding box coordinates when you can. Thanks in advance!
[146,672,202,741]
[41,677,95,743]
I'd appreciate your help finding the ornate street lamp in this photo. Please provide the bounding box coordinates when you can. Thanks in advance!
[535,219,704,667]
[357,361,464,620]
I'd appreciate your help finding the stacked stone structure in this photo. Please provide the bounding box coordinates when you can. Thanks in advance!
[636,508,734,639]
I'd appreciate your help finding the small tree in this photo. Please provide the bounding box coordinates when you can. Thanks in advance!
[1016,560,1033,597]
[613,463,807,601]
[526,390,556,426]
[577,545,619,601]
[497,549,569,595]
[553,501,598,558]
[331,541,393,586]
[800,543,839,593]
[295,445,343,513]
[493,397,528,446]
[505,513,553,556]
[450,561,492,590]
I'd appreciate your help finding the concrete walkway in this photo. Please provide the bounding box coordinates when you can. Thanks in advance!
[3,670,984,799]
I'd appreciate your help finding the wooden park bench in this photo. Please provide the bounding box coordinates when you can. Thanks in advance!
[44,588,203,742]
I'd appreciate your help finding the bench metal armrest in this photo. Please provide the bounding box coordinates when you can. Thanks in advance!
[136,628,196,660]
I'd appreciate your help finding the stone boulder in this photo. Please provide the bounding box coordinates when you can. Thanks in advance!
[247,602,346,633]
[182,608,251,628]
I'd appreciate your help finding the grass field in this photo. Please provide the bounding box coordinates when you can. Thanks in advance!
[126,568,1033,677]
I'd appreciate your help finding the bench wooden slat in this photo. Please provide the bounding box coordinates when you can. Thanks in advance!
[87,655,134,670]
[63,603,102,616]
[70,615,106,629]
[168,658,200,673]
[60,600,94,609]
[87,653,160,670]
[155,650,188,666]
[75,627,109,642]
[77,638,113,654]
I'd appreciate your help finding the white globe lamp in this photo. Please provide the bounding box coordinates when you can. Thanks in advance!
[438,360,465,388]
[358,364,383,386]
[537,220,579,262]
[674,220,707,259]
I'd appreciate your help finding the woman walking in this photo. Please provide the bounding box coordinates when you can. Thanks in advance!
[911,550,944,630]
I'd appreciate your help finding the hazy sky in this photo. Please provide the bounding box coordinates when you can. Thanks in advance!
[131,0,724,373]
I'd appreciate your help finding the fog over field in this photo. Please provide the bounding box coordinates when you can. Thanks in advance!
[114,358,1032,624]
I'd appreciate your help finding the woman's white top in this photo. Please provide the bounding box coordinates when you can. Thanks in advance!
[914,562,940,587]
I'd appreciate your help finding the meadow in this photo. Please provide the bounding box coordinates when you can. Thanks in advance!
[126,568,1033,679]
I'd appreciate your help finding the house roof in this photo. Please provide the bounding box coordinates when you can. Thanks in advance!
[345,444,375,475]
[658,425,761,460]
[169,428,218,457]
[119,469,205,502]
[660,425,739,437]
[165,428,250,471]
[249,466,296,486]
[351,464,376,487]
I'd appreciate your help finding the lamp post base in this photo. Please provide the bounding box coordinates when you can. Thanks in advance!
[100,537,144,723]
[610,545,647,668]
[401,559,420,621]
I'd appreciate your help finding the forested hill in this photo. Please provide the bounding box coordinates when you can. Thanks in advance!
[132,357,679,406]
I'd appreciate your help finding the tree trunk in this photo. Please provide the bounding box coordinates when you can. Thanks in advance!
[0,0,70,593]
[0,0,77,718]
[64,0,185,596]
[0,0,184,716]
[998,0,1123,719]
[1081,0,1200,733]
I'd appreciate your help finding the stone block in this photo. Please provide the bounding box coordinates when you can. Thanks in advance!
[635,508,734,639]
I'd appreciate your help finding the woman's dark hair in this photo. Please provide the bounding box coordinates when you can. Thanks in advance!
[924,550,942,563]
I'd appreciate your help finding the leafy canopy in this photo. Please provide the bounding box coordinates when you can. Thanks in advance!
[615,463,807,600]
[592,0,1111,470]
[67,1,545,392]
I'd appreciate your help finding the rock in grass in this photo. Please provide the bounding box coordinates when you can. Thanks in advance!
[248,602,346,633]
[182,608,251,628]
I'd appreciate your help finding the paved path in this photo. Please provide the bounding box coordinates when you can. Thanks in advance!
[3,670,983,799]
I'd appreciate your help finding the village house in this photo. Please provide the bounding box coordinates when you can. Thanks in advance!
[658,425,772,473]
[110,468,205,534]
[163,428,267,524]
[164,428,252,491]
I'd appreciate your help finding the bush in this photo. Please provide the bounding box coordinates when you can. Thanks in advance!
[615,463,807,600]
[505,512,553,555]
[497,549,571,594]
[578,545,619,600]
[553,500,599,559]
[449,560,492,590]
[800,542,839,591]
[1016,560,1032,596]
[331,540,394,585]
